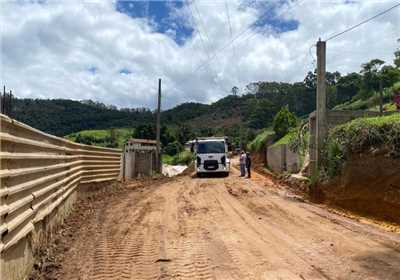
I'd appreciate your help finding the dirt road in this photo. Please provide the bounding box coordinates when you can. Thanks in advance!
[55,169,400,280]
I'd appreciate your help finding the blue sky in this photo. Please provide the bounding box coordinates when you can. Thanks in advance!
[247,0,299,32]
[115,0,299,45]
[116,0,194,45]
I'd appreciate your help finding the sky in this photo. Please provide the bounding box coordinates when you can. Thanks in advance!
[1,0,399,109]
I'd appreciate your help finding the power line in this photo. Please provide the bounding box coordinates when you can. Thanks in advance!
[309,44,316,70]
[187,3,208,58]
[192,0,225,67]
[192,0,212,45]
[186,2,227,93]
[192,0,305,74]
[182,0,305,92]
[325,2,400,42]
[225,0,233,40]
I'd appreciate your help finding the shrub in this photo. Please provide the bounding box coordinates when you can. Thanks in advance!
[288,123,309,157]
[164,141,183,156]
[272,129,296,147]
[162,154,174,165]
[247,129,274,152]
[272,106,297,139]
[322,113,400,177]
[325,138,344,178]
[171,150,193,165]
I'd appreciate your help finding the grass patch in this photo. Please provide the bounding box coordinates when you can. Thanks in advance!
[247,129,274,152]
[322,113,400,177]
[163,150,193,165]
[271,130,296,147]
[162,154,174,165]
[65,128,133,148]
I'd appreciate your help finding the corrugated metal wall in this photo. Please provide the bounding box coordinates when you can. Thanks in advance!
[0,113,121,256]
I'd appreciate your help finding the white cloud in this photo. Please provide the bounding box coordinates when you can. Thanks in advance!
[1,0,399,110]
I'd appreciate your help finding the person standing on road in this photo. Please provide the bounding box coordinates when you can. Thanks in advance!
[239,151,246,177]
[245,152,252,178]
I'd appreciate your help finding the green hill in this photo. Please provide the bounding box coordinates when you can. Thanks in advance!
[65,128,133,148]
[12,99,153,136]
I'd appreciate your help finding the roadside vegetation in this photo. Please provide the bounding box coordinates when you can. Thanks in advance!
[65,128,133,148]
[322,113,400,178]
[334,82,400,111]
[271,130,296,148]
[247,129,274,152]
[162,150,193,165]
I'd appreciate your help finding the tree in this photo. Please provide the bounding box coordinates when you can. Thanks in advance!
[132,124,155,140]
[380,65,400,88]
[176,124,194,145]
[272,106,297,139]
[231,86,239,96]
[326,71,341,86]
[247,99,275,129]
[107,128,118,148]
[335,73,362,104]
[304,71,317,89]
[160,126,175,147]
[164,141,183,156]
[395,50,400,68]
[360,59,385,98]
[394,39,400,68]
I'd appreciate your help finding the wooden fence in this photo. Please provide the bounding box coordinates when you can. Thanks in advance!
[0,113,121,280]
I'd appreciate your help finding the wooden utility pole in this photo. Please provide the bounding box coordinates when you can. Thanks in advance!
[156,78,162,173]
[314,40,327,178]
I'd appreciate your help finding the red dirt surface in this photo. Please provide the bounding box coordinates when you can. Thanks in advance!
[30,169,400,280]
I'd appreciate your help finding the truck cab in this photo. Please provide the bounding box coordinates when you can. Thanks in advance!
[194,137,230,176]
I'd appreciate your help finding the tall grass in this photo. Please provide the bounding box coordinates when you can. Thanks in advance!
[163,150,193,165]
[247,129,274,152]
[65,128,133,148]
[323,113,400,177]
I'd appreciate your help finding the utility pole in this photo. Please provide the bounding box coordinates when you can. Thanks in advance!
[156,78,162,173]
[9,90,12,118]
[2,85,5,114]
[313,39,327,179]
[379,79,383,115]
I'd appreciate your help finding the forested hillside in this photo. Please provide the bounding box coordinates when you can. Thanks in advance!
[9,45,400,149]
[12,99,153,136]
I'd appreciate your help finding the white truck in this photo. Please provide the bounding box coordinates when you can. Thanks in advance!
[193,137,230,176]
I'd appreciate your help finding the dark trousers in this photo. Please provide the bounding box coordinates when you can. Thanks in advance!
[246,165,251,178]
[240,164,245,176]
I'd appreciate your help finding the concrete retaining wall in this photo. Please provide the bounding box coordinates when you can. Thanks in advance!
[285,146,300,173]
[0,113,122,280]
[267,144,300,174]
[267,145,300,173]
[267,145,285,173]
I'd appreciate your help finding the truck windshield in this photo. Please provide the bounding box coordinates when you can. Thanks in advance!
[197,141,225,154]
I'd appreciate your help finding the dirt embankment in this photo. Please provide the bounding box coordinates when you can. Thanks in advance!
[318,154,400,224]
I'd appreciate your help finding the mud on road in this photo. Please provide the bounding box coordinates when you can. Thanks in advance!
[35,169,400,280]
